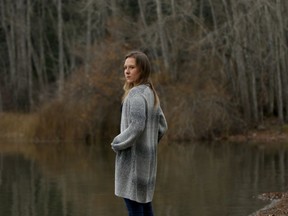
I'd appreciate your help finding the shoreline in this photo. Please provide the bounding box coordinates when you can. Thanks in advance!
[249,192,288,216]
[227,121,288,216]
[226,119,288,145]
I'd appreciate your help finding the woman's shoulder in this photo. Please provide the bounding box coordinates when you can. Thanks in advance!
[128,85,149,98]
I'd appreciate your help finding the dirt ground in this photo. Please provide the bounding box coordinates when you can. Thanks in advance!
[227,125,288,144]
[253,192,288,216]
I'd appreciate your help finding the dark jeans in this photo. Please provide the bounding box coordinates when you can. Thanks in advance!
[124,198,154,216]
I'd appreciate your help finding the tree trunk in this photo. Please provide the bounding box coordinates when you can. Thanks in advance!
[276,0,288,121]
[263,4,275,116]
[250,66,258,122]
[30,0,46,94]
[57,0,64,97]
[155,0,170,73]
[138,0,147,28]
[27,0,33,109]
[85,0,92,74]
[10,0,30,110]
[0,0,16,85]
[231,1,251,122]
[275,36,284,123]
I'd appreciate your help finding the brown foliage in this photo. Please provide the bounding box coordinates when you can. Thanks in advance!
[0,41,246,143]
[163,83,244,141]
[0,43,246,143]
[34,44,124,143]
[157,50,245,141]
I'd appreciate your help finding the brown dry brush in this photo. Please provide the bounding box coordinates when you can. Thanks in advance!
[33,45,124,143]
[162,57,245,141]
[0,112,38,140]
[0,43,244,142]
[32,50,242,142]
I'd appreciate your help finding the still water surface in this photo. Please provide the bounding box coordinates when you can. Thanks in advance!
[0,140,287,216]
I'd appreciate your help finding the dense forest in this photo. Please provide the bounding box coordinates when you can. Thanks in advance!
[0,0,288,142]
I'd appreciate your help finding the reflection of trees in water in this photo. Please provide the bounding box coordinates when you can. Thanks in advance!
[156,142,288,216]
[0,141,287,216]
[0,142,124,216]
[0,155,46,216]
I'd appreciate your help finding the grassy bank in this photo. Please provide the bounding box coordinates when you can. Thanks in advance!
[0,112,38,140]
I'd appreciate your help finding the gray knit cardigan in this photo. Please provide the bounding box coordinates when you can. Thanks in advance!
[111,84,168,203]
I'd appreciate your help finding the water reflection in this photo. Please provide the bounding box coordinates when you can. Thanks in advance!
[0,141,287,216]
[156,142,288,216]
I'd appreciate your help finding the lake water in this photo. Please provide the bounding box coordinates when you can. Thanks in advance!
[0,140,287,216]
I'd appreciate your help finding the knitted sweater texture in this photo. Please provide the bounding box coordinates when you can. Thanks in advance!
[111,85,168,203]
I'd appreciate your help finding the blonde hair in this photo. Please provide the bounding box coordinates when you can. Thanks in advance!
[122,51,159,107]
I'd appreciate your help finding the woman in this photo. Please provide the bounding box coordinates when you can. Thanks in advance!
[111,51,168,216]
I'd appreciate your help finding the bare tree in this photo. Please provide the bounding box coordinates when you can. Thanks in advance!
[84,0,93,75]
[155,0,170,72]
[57,0,64,98]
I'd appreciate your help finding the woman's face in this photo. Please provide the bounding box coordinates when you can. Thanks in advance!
[124,57,141,84]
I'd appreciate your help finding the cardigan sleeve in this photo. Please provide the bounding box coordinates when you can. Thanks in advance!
[158,107,168,142]
[111,94,146,152]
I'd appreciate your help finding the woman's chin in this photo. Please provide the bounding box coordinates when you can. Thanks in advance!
[126,80,134,84]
